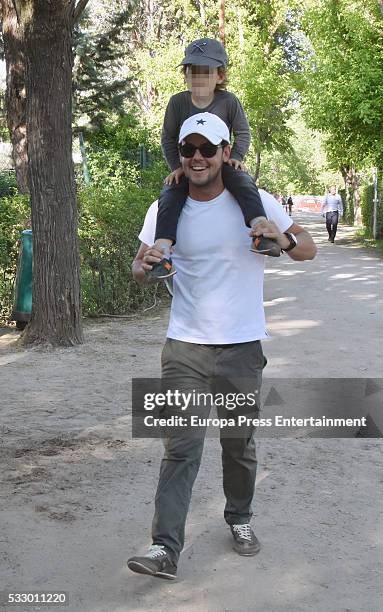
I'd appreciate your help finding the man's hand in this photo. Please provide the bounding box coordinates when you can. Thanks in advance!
[227,158,246,171]
[141,245,166,273]
[250,219,317,260]
[164,167,184,185]
[132,243,167,284]
[250,219,290,250]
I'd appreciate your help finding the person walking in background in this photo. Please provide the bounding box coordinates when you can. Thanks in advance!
[287,195,293,216]
[321,185,343,243]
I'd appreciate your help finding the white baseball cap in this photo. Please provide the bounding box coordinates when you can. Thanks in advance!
[178,112,230,145]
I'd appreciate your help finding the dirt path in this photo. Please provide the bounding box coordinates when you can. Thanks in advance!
[0,213,382,612]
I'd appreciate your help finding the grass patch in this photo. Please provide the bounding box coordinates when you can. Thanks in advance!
[354,228,383,257]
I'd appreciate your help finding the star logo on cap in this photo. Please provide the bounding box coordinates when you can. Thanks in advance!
[196,119,206,125]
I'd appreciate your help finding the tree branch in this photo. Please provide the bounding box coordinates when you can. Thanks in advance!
[11,0,20,23]
[73,0,90,24]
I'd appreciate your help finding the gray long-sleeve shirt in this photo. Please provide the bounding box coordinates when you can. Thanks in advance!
[321,194,343,215]
[161,90,251,171]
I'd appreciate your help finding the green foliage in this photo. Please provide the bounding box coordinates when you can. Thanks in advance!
[130,0,302,167]
[258,147,322,195]
[229,33,294,156]
[301,0,383,169]
[0,192,30,321]
[78,180,164,315]
[131,0,223,49]
[338,187,354,224]
[225,1,301,171]
[79,108,167,314]
[360,178,383,238]
[0,136,169,321]
[86,148,140,189]
[77,113,169,315]
[140,158,170,192]
[133,40,185,137]
[85,112,153,158]
[81,113,163,188]
[0,171,17,198]
[73,4,137,128]
[0,174,168,321]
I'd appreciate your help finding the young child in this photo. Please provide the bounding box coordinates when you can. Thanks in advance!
[149,37,280,279]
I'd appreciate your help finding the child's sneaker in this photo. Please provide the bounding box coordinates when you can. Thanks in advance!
[250,236,281,257]
[147,257,176,280]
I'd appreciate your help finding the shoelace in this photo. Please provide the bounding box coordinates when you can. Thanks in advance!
[232,524,252,541]
[146,545,167,559]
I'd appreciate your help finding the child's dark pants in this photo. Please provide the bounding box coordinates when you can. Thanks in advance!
[155,164,267,244]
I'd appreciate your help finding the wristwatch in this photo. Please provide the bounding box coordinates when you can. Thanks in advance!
[281,232,298,252]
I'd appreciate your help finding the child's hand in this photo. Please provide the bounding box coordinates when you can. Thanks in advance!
[164,167,184,185]
[227,158,246,171]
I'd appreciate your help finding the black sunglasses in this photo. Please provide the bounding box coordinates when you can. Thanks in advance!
[178,142,223,158]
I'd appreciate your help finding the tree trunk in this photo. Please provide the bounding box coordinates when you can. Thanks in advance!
[1,1,90,195]
[219,0,225,46]
[20,0,83,346]
[199,0,205,26]
[146,0,154,35]
[1,0,29,193]
[254,151,261,183]
[341,165,359,225]
[73,0,90,22]
[237,7,244,49]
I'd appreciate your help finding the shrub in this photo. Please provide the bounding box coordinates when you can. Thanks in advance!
[0,181,167,322]
[0,171,17,198]
[338,188,356,225]
[0,193,30,321]
[360,177,383,238]
[86,149,141,190]
[78,181,166,315]
[0,111,171,321]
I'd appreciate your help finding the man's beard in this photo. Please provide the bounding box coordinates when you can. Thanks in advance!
[187,165,222,188]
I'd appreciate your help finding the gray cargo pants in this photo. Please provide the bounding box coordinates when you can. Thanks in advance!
[151,338,267,565]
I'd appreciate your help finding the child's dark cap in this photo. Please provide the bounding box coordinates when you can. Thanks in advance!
[179,38,228,68]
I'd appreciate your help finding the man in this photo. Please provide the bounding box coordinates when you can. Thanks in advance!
[128,113,317,580]
[321,185,343,243]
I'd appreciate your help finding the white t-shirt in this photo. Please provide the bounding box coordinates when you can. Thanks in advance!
[139,189,292,344]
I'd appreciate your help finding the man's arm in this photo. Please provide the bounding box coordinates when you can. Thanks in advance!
[132,242,166,285]
[250,220,317,261]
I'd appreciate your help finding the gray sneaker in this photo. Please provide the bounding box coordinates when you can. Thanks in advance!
[230,524,261,556]
[250,236,281,257]
[127,545,177,580]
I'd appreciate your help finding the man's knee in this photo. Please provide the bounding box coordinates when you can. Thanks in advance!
[163,436,204,463]
[220,433,256,460]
